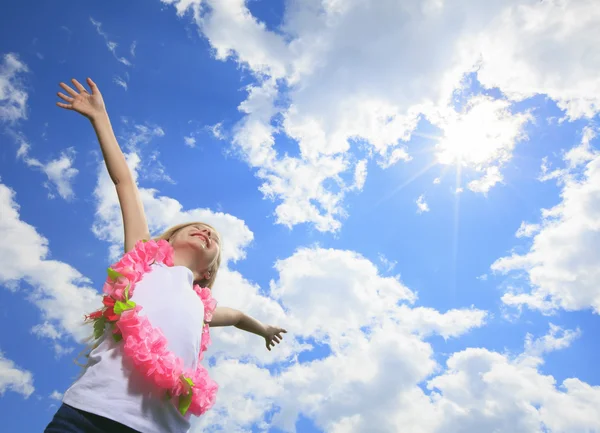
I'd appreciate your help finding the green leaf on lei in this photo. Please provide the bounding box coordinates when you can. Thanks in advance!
[107,267,123,281]
[177,377,195,415]
[124,284,131,301]
[112,332,123,343]
[113,300,136,315]
[179,391,193,416]
[93,317,106,339]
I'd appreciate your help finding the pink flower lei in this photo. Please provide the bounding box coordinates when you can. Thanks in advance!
[85,239,218,417]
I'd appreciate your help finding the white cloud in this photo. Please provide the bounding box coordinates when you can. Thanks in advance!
[163,0,579,229]
[467,165,504,194]
[0,351,34,398]
[351,159,367,191]
[0,183,101,343]
[130,41,137,57]
[523,323,581,358]
[377,146,412,169]
[433,177,441,184]
[121,122,165,149]
[113,75,128,90]
[89,17,133,66]
[472,0,600,121]
[392,305,487,340]
[0,53,28,122]
[191,360,283,433]
[207,122,225,140]
[492,127,600,313]
[193,245,488,432]
[268,247,486,350]
[197,323,598,433]
[183,135,196,147]
[378,253,397,273]
[428,326,600,433]
[49,390,63,401]
[515,221,541,238]
[14,134,79,200]
[41,150,79,200]
[416,194,430,213]
[31,322,62,340]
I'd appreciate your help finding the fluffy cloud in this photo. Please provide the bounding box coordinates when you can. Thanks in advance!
[15,135,79,200]
[416,194,430,213]
[428,338,600,433]
[0,53,28,123]
[516,221,541,238]
[0,351,34,398]
[492,126,600,313]
[189,245,488,432]
[162,0,598,230]
[473,0,600,120]
[186,240,599,433]
[0,184,100,343]
[49,390,63,401]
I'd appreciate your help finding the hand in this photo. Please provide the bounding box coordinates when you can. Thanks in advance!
[263,325,287,351]
[56,78,107,121]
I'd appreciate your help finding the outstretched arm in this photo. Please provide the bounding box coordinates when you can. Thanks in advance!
[57,78,150,252]
[210,306,287,351]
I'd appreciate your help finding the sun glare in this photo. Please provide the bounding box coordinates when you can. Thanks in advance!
[434,97,528,169]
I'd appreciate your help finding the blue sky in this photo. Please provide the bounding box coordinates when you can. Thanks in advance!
[1,1,599,432]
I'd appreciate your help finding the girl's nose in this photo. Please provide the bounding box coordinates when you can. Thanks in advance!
[202,227,212,238]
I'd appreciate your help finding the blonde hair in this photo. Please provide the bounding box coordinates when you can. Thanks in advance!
[154,221,222,289]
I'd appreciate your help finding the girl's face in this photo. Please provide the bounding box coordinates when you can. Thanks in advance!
[169,223,221,272]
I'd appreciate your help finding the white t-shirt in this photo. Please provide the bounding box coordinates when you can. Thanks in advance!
[64,263,205,433]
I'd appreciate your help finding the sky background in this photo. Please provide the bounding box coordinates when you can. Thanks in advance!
[1,0,599,432]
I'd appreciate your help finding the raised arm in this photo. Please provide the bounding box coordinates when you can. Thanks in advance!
[210,306,287,351]
[57,78,150,252]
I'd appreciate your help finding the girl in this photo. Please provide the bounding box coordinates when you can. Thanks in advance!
[45,78,287,433]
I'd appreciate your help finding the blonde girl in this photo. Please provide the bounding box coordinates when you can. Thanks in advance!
[45,78,286,433]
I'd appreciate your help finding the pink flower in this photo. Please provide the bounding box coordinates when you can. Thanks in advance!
[103,276,130,300]
[155,240,174,266]
[193,285,218,322]
[200,325,212,355]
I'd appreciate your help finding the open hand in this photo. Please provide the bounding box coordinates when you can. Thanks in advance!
[263,325,287,351]
[56,78,106,121]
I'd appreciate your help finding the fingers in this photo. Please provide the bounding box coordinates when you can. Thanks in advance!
[57,92,73,103]
[87,77,98,94]
[59,82,78,97]
[56,102,72,110]
[71,78,87,93]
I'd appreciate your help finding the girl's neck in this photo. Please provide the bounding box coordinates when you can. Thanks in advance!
[171,249,202,283]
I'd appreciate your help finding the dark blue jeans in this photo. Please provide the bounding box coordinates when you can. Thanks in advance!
[45,403,140,433]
